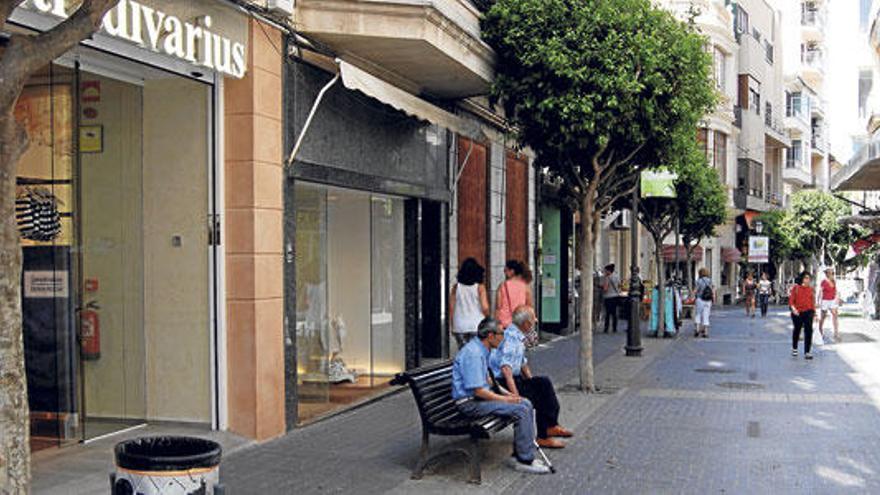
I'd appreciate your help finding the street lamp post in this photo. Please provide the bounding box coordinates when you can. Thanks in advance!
[755,219,764,276]
[626,183,643,357]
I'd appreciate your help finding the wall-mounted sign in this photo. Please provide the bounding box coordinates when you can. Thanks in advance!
[17,0,247,78]
[24,270,69,298]
[79,125,103,153]
[640,167,678,198]
[748,235,769,263]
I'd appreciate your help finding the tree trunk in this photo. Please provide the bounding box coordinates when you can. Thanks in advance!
[654,237,667,336]
[0,112,30,493]
[578,194,596,392]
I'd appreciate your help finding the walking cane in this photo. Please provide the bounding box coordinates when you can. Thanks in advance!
[494,379,557,474]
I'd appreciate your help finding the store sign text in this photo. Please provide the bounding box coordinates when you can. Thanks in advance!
[21,0,247,78]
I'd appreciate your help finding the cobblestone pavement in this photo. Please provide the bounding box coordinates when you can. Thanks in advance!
[222,309,880,494]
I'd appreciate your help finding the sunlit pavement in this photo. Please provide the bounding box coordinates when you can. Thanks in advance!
[219,309,880,494]
[506,308,880,494]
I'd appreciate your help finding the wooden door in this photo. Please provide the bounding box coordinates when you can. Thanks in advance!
[505,150,529,264]
[457,137,488,271]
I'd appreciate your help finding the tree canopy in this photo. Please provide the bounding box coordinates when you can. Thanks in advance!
[677,143,727,247]
[482,0,717,209]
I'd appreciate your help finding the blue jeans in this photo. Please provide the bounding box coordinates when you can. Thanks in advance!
[458,398,536,462]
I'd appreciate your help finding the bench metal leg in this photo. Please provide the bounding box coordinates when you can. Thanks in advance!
[412,430,431,480]
[467,436,482,485]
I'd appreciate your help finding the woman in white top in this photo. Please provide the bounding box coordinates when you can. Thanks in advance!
[450,257,491,349]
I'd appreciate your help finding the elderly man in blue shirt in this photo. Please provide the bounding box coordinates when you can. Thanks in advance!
[452,317,550,474]
[491,305,572,449]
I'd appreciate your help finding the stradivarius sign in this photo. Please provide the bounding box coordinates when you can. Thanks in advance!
[18,0,247,78]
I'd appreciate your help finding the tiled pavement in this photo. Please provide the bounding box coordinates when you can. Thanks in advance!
[33,309,880,493]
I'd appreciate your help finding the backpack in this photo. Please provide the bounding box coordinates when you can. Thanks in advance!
[700,280,713,301]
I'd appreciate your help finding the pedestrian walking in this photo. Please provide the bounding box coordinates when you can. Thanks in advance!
[758,272,772,317]
[789,271,816,360]
[818,267,840,343]
[601,264,620,333]
[496,260,534,329]
[694,267,714,338]
[742,272,757,318]
[450,258,491,350]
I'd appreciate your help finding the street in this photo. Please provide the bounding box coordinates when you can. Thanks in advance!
[222,308,880,494]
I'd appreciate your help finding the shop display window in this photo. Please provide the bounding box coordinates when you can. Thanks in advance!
[294,183,405,423]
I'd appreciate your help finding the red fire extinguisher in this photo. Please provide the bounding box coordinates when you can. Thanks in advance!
[80,300,100,360]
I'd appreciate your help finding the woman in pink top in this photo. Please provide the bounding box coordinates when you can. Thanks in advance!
[496,260,534,328]
[818,267,840,343]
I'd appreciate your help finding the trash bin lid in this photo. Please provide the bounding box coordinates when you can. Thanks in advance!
[115,436,222,471]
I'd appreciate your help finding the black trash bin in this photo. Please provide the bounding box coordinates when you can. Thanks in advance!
[112,436,223,495]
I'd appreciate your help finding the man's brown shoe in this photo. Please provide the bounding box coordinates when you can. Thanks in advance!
[547,425,574,438]
[537,437,565,449]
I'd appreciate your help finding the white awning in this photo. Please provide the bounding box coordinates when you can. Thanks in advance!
[337,59,482,139]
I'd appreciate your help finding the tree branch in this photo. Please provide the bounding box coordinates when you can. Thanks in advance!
[0,0,118,110]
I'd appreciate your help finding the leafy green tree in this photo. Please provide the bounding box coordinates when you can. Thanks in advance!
[676,143,727,293]
[483,0,715,390]
[784,190,852,274]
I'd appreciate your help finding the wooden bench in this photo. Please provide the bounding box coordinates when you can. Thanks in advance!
[391,361,516,484]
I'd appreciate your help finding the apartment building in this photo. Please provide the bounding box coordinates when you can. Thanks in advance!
[778,0,831,195]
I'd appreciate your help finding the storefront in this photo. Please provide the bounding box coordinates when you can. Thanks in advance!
[7,0,248,450]
[284,58,452,424]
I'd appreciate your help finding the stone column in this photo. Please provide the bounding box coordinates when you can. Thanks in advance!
[223,18,285,441]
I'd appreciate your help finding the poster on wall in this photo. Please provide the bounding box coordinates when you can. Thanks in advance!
[24,271,69,299]
[748,236,769,263]
[640,168,678,198]
[79,125,103,153]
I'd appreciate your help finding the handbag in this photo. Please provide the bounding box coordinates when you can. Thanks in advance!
[505,281,539,348]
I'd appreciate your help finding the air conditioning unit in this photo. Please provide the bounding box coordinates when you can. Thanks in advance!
[611,210,631,230]
[267,0,294,16]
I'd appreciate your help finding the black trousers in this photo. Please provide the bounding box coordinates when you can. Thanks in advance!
[514,376,560,439]
[604,297,619,333]
[792,310,815,353]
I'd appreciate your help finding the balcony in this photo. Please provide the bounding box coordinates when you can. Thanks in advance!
[832,137,880,190]
[764,105,791,147]
[801,9,825,38]
[295,0,495,98]
[812,133,827,156]
[801,50,825,86]
[734,159,770,211]
[784,159,812,186]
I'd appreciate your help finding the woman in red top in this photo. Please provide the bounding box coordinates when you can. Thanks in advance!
[818,267,840,343]
[789,272,816,360]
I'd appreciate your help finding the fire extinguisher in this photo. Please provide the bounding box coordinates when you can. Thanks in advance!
[80,300,100,360]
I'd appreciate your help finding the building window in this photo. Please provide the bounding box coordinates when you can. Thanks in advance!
[713,131,727,181]
[697,128,708,158]
[861,0,872,31]
[749,86,761,115]
[786,91,803,118]
[859,69,873,119]
[735,5,750,37]
[713,46,726,91]
[788,140,803,168]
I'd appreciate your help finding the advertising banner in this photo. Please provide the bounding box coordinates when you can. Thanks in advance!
[748,236,769,263]
[640,168,677,198]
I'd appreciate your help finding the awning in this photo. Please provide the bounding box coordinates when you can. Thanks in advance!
[338,60,481,140]
[741,210,761,229]
[662,245,703,262]
[721,247,742,263]
[832,139,880,191]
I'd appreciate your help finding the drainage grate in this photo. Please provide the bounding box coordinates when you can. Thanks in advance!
[748,372,758,381]
[717,382,765,390]
[749,347,756,353]
[694,368,737,374]
[747,421,760,438]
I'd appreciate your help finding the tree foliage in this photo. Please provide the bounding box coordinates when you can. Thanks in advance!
[677,144,727,247]
[483,0,716,389]
[785,190,852,269]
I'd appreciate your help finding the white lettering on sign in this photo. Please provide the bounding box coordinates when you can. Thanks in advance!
[19,0,247,78]
[24,271,69,299]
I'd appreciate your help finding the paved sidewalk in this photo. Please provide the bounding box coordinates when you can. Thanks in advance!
[220,327,652,493]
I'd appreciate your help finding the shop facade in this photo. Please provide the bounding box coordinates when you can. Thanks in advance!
[6,0,258,451]
[283,58,450,425]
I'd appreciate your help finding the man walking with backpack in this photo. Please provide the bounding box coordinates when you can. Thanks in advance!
[694,268,715,338]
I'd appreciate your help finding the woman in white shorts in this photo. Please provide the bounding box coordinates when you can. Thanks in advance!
[818,267,840,343]
[694,267,714,338]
